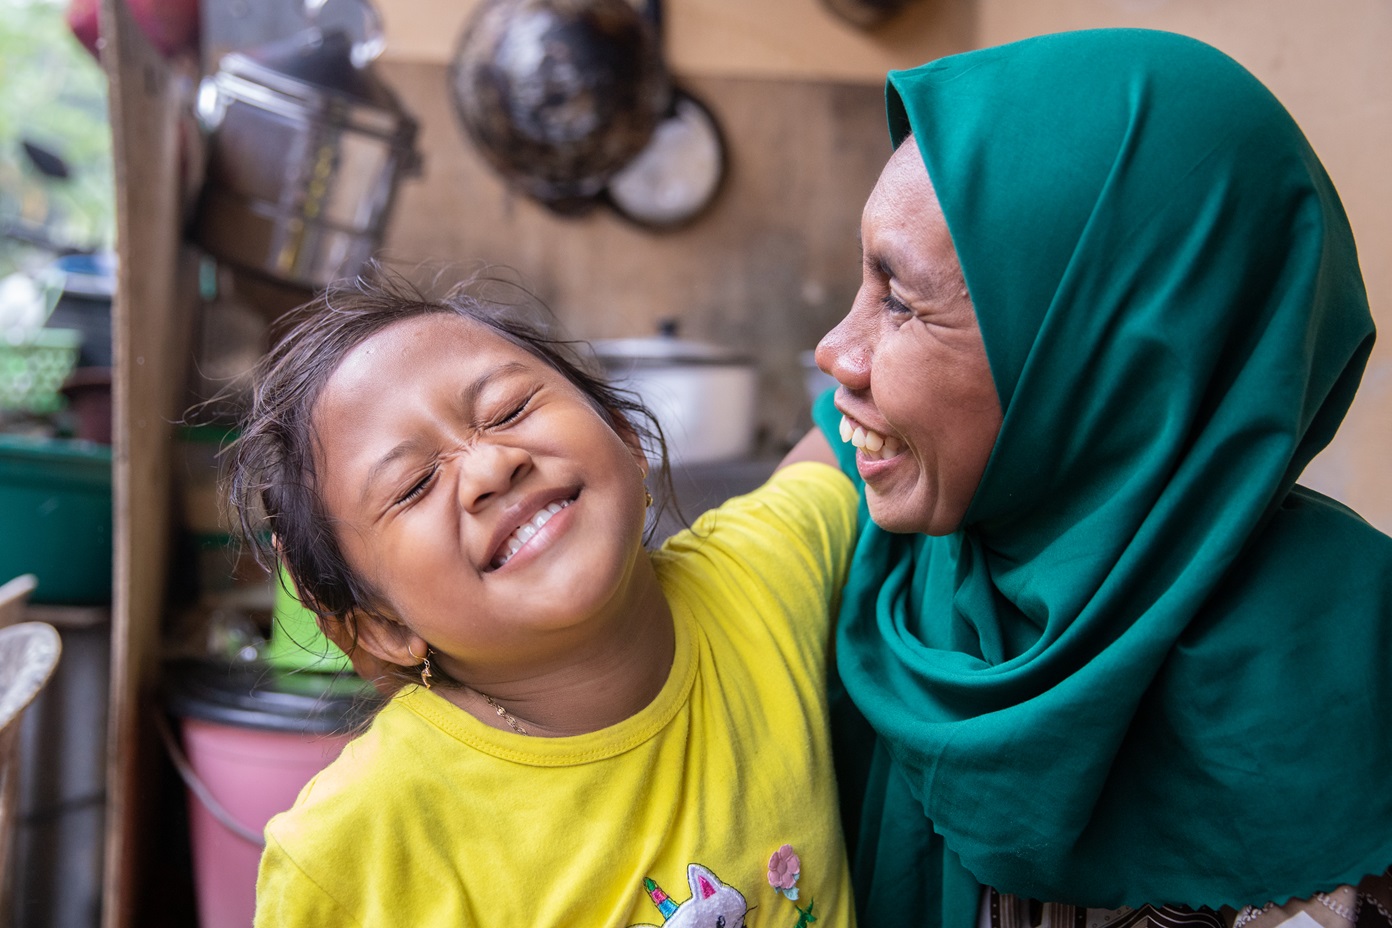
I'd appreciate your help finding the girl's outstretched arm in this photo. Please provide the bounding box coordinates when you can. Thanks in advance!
[778,428,839,471]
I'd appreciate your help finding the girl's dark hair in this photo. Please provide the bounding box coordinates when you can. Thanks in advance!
[227,266,673,688]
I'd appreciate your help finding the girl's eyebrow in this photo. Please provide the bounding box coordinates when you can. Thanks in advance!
[358,360,530,505]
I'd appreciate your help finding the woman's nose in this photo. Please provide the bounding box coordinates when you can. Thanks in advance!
[456,443,531,512]
[815,305,872,392]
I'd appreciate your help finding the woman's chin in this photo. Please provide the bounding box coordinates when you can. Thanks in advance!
[867,492,923,535]
[866,489,959,537]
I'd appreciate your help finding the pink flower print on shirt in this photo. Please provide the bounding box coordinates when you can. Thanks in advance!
[768,844,801,899]
[768,844,817,927]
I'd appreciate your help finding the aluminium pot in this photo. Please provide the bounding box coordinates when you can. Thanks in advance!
[591,326,758,465]
[193,29,422,290]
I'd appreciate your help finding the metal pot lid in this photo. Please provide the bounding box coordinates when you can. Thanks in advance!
[212,29,418,142]
[591,321,751,366]
[606,89,725,229]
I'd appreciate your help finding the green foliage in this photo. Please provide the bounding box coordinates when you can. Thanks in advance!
[0,0,115,275]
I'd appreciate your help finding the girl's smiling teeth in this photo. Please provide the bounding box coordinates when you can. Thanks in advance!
[839,414,903,461]
[490,498,573,570]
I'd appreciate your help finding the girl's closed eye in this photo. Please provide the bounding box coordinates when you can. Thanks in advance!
[495,398,530,426]
[487,391,536,429]
[398,468,437,505]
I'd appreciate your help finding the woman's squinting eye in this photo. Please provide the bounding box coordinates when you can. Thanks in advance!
[881,291,912,315]
[397,468,437,506]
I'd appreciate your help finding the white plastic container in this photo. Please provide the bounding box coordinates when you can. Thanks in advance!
[591,328,758,465]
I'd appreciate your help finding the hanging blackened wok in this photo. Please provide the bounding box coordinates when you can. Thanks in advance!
[447,0,671,214]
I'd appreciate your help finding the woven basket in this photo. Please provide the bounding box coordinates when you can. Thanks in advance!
[0,328,81,415]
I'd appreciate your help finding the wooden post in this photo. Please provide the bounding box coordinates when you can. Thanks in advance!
[99,1,200,925]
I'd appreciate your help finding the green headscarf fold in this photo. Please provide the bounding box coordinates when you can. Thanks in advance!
[816,28,1392,928]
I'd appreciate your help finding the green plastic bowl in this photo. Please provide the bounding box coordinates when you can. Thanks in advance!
[0,435,113,604]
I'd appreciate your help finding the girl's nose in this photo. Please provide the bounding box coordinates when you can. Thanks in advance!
[456,443,531,512]
[815,299,872,393]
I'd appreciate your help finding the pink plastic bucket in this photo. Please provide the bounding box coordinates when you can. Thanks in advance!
[162,660,379,928]
[178,717,352,928]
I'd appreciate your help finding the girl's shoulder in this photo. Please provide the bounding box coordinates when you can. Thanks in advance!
[652,462,857,614]
[664,461,856,554]
[270,692,444,823]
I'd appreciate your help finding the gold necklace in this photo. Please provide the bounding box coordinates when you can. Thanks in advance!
[482,693,529,736]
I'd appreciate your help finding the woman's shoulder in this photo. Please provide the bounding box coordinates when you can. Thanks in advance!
[1223,485,1392,605]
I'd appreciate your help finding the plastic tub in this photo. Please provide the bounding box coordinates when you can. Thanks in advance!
[264,564,351,673]
[0,436,112,604]
[163,660,380,928]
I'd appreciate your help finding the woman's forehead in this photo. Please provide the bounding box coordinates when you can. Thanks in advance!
[864,142,965,298]
[871,141,934,211]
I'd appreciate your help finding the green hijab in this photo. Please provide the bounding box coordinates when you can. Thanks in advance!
[815,28,1392,928]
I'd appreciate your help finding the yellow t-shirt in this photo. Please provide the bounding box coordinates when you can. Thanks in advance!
[254,462,858,928]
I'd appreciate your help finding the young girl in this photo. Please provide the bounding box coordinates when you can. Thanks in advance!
[229,272,858,928]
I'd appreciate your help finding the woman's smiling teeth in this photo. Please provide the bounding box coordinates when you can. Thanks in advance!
[839,414,903,461]
[491,499,571,569]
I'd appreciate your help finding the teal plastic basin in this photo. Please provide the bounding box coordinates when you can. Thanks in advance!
[0,435,113,604]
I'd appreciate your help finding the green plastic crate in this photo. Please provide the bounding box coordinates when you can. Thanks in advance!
[0,435,112,604]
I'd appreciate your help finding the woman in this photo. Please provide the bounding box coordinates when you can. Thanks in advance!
[794,27,1392,928]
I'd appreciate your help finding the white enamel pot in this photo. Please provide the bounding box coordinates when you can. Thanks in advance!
[591,332,758,465]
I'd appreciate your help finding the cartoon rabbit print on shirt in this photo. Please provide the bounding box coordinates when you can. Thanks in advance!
[635,863,748,928]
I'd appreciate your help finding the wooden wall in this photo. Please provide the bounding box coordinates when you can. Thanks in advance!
[378,0,977,82]
[100,0,201,924]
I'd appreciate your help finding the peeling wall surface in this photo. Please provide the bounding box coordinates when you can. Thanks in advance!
[375,0,1391,531]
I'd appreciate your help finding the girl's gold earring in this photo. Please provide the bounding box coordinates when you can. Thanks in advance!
[644,489,654,509]
[407,644,434,689]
